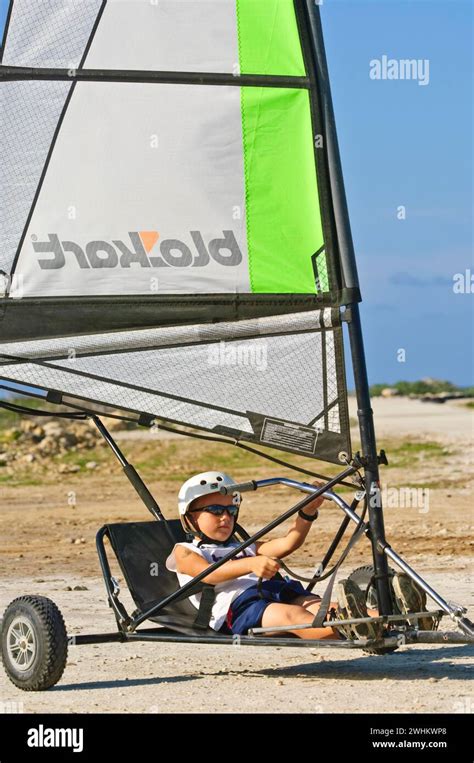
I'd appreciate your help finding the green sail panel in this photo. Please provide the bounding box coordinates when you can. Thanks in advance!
[237,0,306,76]
[241,87,325,292]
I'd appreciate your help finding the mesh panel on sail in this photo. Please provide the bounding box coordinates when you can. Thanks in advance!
[0,309,351,464]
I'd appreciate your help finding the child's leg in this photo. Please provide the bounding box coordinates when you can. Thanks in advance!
[292,593,379,619]
[260,595,380,640]
[260,602,341,640]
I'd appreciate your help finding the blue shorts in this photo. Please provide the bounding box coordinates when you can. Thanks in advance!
[220,579,316,636]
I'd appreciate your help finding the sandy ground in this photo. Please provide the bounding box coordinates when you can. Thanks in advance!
[0,397,472,713]
[355,396,474,440]
[0,566,472,715]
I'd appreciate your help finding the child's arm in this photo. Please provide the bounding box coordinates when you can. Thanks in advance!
[255,481,326,559]
[174,545,280,585]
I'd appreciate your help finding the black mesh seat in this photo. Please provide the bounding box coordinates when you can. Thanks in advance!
[104,519,247,636]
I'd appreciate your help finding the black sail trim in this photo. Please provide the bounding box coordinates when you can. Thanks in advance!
[0,293,360,342]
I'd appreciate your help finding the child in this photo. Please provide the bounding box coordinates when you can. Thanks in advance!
[166,471,385,639]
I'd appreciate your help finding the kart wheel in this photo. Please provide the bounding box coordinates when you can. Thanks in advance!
[347,565,399,655]
[1,596,68,691]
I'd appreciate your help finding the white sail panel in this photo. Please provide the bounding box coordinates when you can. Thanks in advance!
[11,82,250,298]
[85,0,239,74]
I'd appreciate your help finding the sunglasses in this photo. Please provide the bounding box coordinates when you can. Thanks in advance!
[189,505,240,517]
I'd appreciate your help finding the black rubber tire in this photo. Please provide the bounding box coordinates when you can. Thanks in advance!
[347,565,399,655]
[1,596,68,691]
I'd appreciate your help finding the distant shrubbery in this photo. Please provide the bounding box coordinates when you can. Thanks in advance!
[369,380,474,397]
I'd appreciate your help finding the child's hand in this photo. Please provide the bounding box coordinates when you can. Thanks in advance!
[250,555,281,579]
[308,480,326,510]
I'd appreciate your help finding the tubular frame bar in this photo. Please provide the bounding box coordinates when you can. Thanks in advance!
[71,627,391,649]
[70,627,474,648]
[96,526,132,631]
[91,415,167,523]
[250,610,445,634]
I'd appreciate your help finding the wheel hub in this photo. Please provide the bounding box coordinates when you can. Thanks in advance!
[7,617,37,671]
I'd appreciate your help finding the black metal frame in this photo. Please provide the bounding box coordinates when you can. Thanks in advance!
[86,415,472,647]
[0,397,472,648]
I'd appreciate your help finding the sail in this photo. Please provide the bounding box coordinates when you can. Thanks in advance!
[0,0,357,465]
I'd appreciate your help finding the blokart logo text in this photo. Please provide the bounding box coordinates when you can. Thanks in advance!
[32,230,242,269]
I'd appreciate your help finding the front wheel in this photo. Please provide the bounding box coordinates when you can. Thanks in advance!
[1,596,68,690]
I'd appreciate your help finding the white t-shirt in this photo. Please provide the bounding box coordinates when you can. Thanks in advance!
[165,538,260,631]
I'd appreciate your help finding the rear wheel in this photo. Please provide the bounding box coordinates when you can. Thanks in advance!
[347,565,400,655]
[1,596,68,690]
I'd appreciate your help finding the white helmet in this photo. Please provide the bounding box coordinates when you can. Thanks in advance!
[178,471,240,537]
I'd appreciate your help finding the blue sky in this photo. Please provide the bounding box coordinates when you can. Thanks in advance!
[0,0,472,388]
[322,0,473,386]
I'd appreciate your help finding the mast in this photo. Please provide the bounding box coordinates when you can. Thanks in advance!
[302,0,393,614]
